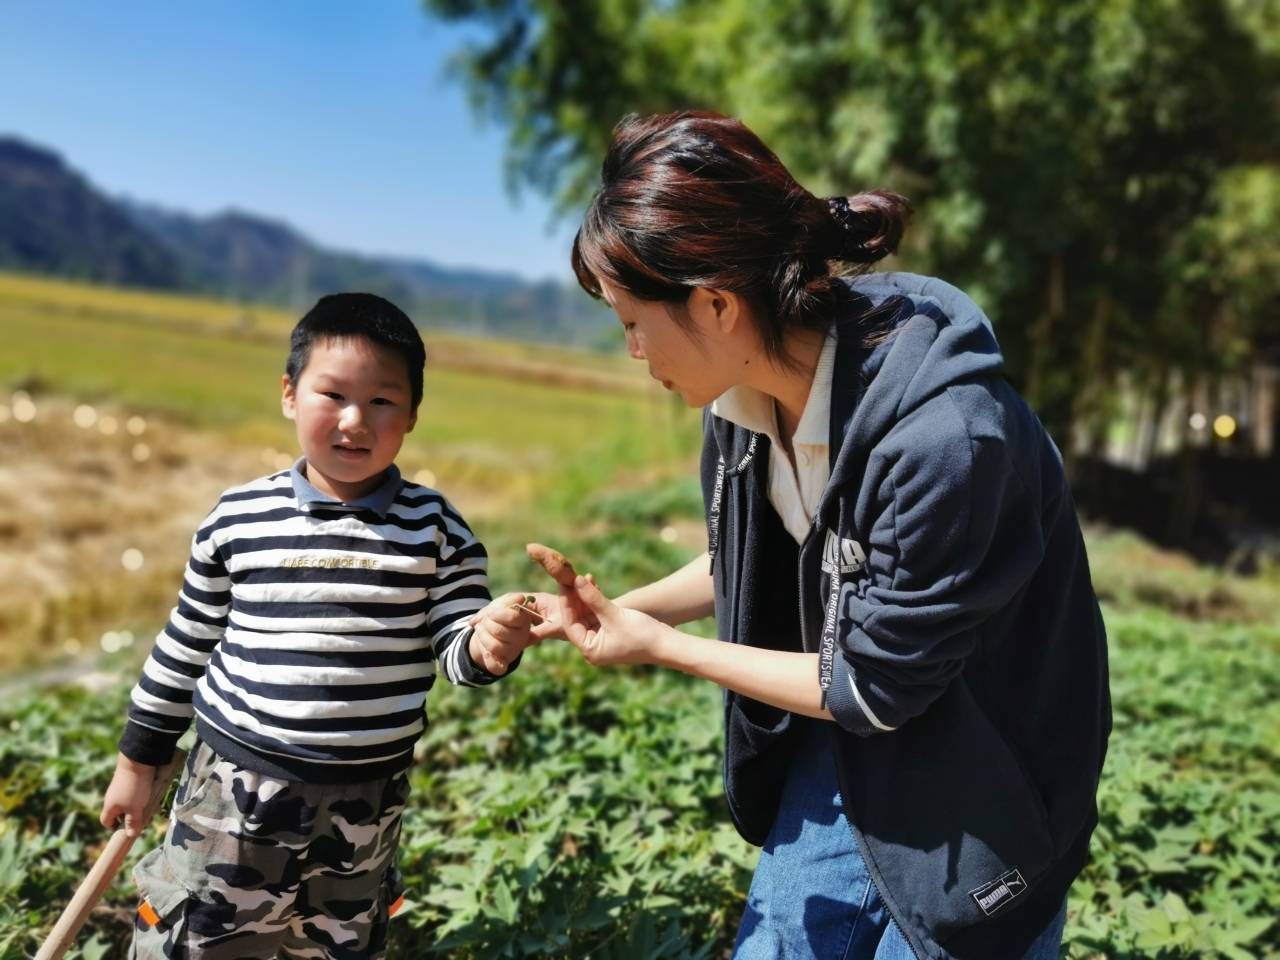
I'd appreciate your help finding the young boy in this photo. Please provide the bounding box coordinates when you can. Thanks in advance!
[100,293,546,958]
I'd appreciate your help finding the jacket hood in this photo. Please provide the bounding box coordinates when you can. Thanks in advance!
[703,271,1006,528]
[826,272,1005,496]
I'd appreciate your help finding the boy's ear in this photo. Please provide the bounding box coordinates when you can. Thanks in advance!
[281,374,297,421]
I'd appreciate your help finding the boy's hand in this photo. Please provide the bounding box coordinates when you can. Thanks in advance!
[100,753,158,838]
[467,593,550,675]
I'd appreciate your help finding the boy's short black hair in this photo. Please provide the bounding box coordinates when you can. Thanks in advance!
[286,293,426,408]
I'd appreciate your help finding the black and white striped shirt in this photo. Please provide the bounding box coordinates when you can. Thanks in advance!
[119,462,500,782]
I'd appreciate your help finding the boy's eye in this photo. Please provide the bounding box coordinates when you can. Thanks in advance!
[322,391,343,402]
[371,397,393,406]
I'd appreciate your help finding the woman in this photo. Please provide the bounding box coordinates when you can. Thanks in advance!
[537,111,1110,960]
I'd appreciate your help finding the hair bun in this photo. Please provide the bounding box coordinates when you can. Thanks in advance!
[826,190,912,263]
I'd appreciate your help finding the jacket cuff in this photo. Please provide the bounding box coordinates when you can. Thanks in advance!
[118,720,180,766]
[827,655,897,737]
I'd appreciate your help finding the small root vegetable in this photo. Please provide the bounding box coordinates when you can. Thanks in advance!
[526,543,579,589]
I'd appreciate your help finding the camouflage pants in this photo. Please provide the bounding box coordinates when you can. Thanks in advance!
[131,739,408,959]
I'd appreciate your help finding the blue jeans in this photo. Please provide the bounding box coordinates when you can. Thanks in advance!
[732,727,1067,960]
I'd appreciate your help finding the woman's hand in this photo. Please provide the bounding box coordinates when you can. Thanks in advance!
[523,542,666,665]
[560,574,666,667]
[522,591,567,641]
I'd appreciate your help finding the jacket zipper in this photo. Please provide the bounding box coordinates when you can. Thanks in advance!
[797,513,818,656]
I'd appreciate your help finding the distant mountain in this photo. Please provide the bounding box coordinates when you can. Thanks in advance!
[0,135,611,345]
[119,199,601,342]
[0,138,183,288]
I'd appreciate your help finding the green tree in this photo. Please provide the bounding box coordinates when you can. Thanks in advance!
[428,0,1280,447]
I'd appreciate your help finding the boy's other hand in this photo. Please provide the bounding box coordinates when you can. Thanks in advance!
[101,753,158,838]
[468,593,548,675]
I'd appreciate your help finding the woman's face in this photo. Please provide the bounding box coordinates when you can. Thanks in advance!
[599,279,743,407]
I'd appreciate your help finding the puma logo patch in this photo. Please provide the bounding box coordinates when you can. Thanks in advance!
[969,869,1028,916]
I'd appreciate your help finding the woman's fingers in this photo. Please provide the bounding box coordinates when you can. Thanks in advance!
[558,585,599,641]
[572,574,613,619]
[530,620,559,641]
[557,574,626,665]
[559,577,661,668]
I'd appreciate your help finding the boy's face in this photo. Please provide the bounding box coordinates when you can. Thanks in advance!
[281,336,417,502]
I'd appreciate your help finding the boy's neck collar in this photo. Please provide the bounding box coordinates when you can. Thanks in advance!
[290,459,402,517]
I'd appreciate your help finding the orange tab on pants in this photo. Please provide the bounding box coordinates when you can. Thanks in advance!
[388,894,405,917]
[138,900,161,927]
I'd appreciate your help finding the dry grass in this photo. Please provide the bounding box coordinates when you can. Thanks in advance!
[0,393,274,672]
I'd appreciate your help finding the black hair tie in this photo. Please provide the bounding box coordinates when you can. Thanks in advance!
[826,196,881,261]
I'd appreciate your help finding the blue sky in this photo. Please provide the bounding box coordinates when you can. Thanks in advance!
[0,1,575,281]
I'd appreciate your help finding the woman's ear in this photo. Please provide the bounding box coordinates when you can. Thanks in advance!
[688,286,743,336]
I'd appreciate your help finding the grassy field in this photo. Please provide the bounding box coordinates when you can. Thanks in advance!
[0,271,691,460]
[0,273,1276,958]
[0,272,702,674]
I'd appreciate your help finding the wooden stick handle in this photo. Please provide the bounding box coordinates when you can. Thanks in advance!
[35,748,187,960]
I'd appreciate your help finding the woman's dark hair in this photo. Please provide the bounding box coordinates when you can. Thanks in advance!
[286,293,426,409]
[571,111,911,366]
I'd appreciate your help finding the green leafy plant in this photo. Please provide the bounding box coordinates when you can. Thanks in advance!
[2,516,1277,958]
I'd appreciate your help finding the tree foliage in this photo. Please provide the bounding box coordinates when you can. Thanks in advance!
[426,0,1280,443]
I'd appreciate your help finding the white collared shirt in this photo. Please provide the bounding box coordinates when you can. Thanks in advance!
[711,335,836,543]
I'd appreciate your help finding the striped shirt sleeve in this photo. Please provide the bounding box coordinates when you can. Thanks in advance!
[119,508,230,765]
[428,500,506,686]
